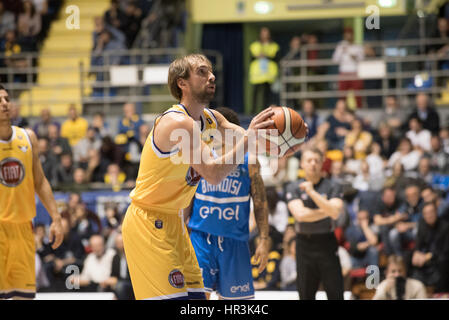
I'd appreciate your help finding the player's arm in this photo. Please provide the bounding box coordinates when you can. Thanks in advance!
[299,181,343,220]
[155,108,274,184]
[249,160,269,272]
[211,109,246,137]
[27,128,63,249]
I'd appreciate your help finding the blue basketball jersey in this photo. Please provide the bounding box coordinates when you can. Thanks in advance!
[188,153,251,241]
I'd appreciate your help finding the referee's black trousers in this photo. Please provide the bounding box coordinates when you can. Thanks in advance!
[296,232,344,300]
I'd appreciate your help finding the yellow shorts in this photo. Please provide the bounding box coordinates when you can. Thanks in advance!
[0,221,36,299]
[122,203,204,300]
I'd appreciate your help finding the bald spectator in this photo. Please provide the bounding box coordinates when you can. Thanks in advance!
[33,108,60,138]
[406,93,440,135]
[61,105,89,147]
[68,235,116,292]
[117,103,144,141]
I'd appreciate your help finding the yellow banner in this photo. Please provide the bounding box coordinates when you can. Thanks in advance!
[191,0,406,23]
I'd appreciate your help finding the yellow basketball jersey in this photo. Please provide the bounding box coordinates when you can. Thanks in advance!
[130,104,218,212]
[0,126,36,222]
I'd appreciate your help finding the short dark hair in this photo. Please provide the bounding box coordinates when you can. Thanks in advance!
[215,107,240,126]
[0,84,6,91]
[423,201,437,211]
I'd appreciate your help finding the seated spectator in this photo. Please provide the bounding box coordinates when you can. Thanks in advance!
[125,123,151,181]
[9,101,29,128]
[426,135,449,174]
[61,105,89,147]
[372,255,427,300]
[0,30,31,82]
[48,122,71,159]
[389,185,423,257]
[73,126,102,168]
[121,1,143,48]
[37,136,58,183]
[104,163,128,191]
[101,135,125,167]
[103,0,127,32]
[414,157,434,186]
[91,27,126,67]
[344,118,373,159]
[373,187,403,256]
[406,92,440,135]
[421,186,449,222]
[343,145,361,177]
[52,152,75,188]
[18,0,41,50]
[387,138,422,173]
[85,149,110,183]
[280,238,297,291]
[116,102,144,146]
[40,216,86,292]
[345,210,379,269]
[383,162,411,197]
[300,99,322,140]
[70,167,89,193]
[365,142,385,182]
[72,203,102,247]
[352,160,383,192]
[406,117,431,152]
[252,236,281,291]
[91,111,111,139]
[110,233,134,299]
[374,122,399,160]
[376,95,406,137]
[33,107,60,139]
[411,202,449,293]
[320,99,351,150]
[0,2,16,38]
[68,235,116,292]
[102,203,122,240]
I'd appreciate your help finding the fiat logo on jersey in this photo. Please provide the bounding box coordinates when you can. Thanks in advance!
[185,166,201,186]
[0,158,25,187]
[168,269,185,289]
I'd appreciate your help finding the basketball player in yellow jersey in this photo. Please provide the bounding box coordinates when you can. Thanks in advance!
[0,85,63,299]
[122,54,275,300]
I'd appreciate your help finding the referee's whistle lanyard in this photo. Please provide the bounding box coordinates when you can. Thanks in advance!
[207,233,224,252]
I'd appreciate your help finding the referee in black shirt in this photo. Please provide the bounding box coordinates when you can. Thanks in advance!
[286,147,345,300]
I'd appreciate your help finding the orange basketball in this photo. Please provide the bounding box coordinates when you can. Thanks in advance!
[262,106,307,157]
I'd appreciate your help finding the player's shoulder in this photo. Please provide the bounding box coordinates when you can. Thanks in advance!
[158,110,194,130]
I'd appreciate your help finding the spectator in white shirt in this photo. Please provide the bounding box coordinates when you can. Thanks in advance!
[406,117,431,152]
[69,234,116,292]
[388,138,422,173]
[332,27,365,108]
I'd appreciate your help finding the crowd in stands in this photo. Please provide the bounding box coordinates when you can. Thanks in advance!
[249,92,449,298]
[90,0,186,95]
[0,0,61,83]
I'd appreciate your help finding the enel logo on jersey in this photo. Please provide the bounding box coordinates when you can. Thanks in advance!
[199,205,240,221]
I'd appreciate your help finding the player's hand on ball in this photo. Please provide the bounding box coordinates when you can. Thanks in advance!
[247,107,275,131]
[299,181,314,194]
[49,218,64,250]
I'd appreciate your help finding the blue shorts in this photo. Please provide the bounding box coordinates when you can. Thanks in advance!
[190,229,254,300]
